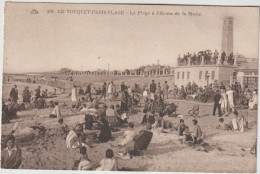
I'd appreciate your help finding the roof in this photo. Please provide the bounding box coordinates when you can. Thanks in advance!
[238,61,259,70]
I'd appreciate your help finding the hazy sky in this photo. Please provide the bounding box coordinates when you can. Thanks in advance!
[3,3,259,73]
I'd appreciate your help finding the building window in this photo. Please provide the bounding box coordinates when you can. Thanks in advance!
[177,72,180,79]
[199,71,202,80]
[187,72,190,79]
[182,72,185,79]
[205,71,208,80]
[211,71,215,80]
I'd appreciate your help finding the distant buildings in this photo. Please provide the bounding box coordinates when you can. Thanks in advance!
[60,64,174,77]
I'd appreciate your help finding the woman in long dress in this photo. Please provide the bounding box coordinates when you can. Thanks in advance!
[221,89,228,114]
[71,85,77,102]
[107,82,112,100]
[226,86,234,112]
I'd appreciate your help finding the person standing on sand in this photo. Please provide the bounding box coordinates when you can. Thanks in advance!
[220,89,228,115]
[150,80,156,100]
[71,85,77,104]
[9,85,18,103]
[121,87,129,113]
[101,82,107,101]
[226,86,235,112]
[1,135,22,169]
[107,82,113,100]
[22,86,31,103]
[162,81,169,99]
[212,90,222,117]
[35,86,41,100]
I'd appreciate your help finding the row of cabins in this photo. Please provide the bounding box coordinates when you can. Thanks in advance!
[60,65,175,76]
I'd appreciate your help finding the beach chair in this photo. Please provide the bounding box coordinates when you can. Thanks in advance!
[188,104,200,118]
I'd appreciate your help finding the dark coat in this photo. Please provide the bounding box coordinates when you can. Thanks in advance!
[10,88,18,101]
[150,83,156,93]
[1,147,22,169]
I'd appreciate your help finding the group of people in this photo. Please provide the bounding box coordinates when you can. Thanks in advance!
[177,50,235,66]
[2,77,257,170]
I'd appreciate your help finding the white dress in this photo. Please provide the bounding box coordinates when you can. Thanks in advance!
[107,84,112,94]
[221,92,228,111]
[249,94,258,109]
[226,90,234,111]
[71,87,77,102]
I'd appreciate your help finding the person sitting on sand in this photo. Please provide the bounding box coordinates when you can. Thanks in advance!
[86,98,93,109]
[66,124,84,149]
[177,119,186,139]
[216,118,233,130]
[141,110,156,125]
[190,119,203,144]
[231,110,244,132]
[79,104,88,113]
[78,146,93,170]
[152,112,174,132]
[11,122,34,138]
[98,118,112,143]
[57,118,70,139]
[114,104,125,127]
[96,149,118,171]
[106,105,115,117]
[141,109,149,124]
[120,122,135,146]
[181,126,193,144]
[49,102,61,118]
[1,135,22,169]
[119,123,153,159]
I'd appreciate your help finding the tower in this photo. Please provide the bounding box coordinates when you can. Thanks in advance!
[221,17,233,56]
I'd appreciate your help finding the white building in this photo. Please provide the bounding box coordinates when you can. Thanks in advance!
[174,63,236,88]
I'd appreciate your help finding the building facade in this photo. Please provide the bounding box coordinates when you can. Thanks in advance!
[174,64,236,88]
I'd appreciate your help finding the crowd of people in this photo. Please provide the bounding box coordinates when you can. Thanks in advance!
[1,78,257,170]
[177,50,235,66]
[173,81,258,111]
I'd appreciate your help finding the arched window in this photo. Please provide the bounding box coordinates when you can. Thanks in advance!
[199,71,202,80]
[182,72,185,79]
[177,72,180,79]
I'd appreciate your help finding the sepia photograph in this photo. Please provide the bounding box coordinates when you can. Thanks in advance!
[1,2,259,173]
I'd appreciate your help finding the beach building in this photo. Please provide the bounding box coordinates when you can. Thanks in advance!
[175,17,237,88]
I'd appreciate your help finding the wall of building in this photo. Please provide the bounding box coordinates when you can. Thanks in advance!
[174,65,236,88]
[218,66,236,86]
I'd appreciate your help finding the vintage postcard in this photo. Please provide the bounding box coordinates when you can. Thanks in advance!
[1,2,259,173]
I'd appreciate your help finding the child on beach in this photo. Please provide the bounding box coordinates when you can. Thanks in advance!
[95,149,118,171]
[49,102,61,118]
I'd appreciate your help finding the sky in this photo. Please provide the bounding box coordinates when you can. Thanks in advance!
[3,2,259,73]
